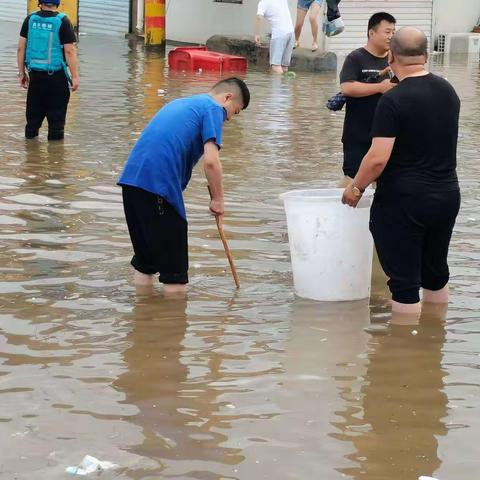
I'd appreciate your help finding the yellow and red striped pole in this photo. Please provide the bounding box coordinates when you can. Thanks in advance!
[145,0,165,47]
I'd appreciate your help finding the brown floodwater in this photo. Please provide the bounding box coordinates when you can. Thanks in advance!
[0,21,479,480]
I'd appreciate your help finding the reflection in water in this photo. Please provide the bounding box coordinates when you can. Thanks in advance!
[335,307,448,480]
[115,295,244,478]
[272,300,371,478]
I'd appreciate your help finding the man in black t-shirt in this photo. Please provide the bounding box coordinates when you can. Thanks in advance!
[17,0,79,140]
[339,12,396,182]
[342,27,461,316]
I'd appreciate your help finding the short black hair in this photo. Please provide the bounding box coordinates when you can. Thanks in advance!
[212,77,250,110]
[367,12,396,37]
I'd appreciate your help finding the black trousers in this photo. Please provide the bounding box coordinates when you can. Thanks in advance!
[122,185,189,285]
[370,190,460,304]
[26,70,70,141]
[343,143,370,178]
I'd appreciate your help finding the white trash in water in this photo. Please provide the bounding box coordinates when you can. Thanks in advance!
[66,455,118,476]
[280,188,374,301]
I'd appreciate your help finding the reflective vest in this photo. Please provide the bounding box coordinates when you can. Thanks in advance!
[25,12,66,73]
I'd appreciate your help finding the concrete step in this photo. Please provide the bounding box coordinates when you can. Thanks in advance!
[206,35,337,72]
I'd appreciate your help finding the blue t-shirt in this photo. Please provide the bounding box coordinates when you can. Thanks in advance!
[118,93,227,219]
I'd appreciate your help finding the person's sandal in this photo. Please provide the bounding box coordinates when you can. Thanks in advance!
[311,42,318,52]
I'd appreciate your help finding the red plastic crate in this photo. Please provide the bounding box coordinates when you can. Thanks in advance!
[168,47,247,73]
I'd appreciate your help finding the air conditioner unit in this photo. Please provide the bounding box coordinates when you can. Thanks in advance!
[437,33,480,54]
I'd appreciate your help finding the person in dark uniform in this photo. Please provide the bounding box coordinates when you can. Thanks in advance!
[339,12,397,183]
[342,27,461,316]
[17,0,79,140]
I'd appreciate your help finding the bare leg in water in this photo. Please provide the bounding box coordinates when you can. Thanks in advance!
[134,270,155,295]
[391,285,449,320]
[133,270,186,296]
[423,285,449,304]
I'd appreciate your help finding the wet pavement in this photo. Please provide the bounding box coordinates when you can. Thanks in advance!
[1,20,479,480]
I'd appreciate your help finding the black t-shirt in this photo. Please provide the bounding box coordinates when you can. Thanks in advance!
[372,73,460,195]
[340,47,390,146]
[20,10,77,44]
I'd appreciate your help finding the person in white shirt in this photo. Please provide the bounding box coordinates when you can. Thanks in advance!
[255,0,295,74]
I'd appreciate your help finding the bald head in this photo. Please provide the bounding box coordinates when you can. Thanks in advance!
[390,27,428,65]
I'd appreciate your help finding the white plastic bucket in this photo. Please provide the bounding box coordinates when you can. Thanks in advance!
[280,188,374,301]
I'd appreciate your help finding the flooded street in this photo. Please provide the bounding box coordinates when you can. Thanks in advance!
[1,20,479,479]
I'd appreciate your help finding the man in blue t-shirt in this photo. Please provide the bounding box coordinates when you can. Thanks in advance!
[118,77,250,294]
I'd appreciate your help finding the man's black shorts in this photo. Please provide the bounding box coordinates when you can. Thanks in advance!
[370,190,460,304]
[122,185,188,284]
[343,143,370,178]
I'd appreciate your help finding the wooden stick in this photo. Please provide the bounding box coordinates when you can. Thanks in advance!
[208,186,240,289]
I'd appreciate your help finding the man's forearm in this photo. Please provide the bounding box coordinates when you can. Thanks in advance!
[255,16,262,36]
[17,43,25,74]
[354,150,387,189]
[343,138,394,207]
[204,155,224,201]
[341,81,383,98]
[65,48,79,78]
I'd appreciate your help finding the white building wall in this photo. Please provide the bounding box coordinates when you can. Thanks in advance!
[166,0,480,53]
[166,0,313,44]
[433,0,480,38]
[166,0,437,52]
[327,0,434,54]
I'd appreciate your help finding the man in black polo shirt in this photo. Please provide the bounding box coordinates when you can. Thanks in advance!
[339,12,397,183]
[342,27,461,315]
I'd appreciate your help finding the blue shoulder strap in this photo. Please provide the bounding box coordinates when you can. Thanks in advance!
[56,13,73,85]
